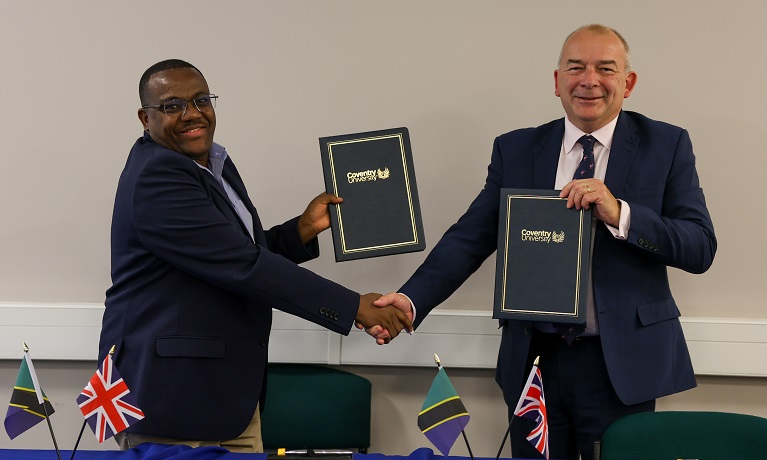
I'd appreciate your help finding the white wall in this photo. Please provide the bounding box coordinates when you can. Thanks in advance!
[1,0,765,318]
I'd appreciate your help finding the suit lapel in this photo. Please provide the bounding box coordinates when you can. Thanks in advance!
[533,119,564,189]
[598,111,640,248]
[198,167,232,212]
[202,170,255,242]
[222,160,267,245]
[604,111,639,197]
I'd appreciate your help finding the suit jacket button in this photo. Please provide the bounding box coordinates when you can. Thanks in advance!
[333,313,339,320]
[260,339,268,347]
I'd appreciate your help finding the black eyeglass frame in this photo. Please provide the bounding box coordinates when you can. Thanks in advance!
[142,94,218,116]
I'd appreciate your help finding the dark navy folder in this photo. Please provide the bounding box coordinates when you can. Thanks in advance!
[320,127,425,262]
[493,189,591,323]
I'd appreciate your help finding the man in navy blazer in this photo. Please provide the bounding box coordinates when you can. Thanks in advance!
[373,25,716,459]
[100,59,411,452]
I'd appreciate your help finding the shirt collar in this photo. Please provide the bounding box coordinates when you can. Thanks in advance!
[195,142,228,183]
[144,131,229,181]
[563,112,620,154]
[207,142,228,181]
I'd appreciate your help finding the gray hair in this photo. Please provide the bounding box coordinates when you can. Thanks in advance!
[558,24,632,71]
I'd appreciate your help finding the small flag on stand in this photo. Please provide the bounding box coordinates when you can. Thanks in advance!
[417,355,471,457]
[4,348,55,439]
[513,357,549,459]
[76,349,144,443]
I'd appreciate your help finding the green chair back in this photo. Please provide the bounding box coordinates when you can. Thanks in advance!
[260,363,371,453]
[599,411,767,460]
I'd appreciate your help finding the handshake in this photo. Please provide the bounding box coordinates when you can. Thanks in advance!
[354,292,414,345]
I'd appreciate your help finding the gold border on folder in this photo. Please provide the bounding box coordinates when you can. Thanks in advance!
[326,133,420,255]
[499,194,586,318]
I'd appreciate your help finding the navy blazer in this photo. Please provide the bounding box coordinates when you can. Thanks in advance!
[100,133,360,440]
[401,111,716,407]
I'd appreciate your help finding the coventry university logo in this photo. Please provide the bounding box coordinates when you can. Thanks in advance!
[347,167,391,183]
[520,229,565,244]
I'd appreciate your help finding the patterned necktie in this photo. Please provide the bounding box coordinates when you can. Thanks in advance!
[556,135,596,343]
[573,135,596,179]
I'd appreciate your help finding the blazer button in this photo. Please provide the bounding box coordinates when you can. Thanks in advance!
[260,339,268,347]
[333,313,339,320]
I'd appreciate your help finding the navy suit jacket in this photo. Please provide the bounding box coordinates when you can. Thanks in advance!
[100,133,360,440]
[401,111,716,408]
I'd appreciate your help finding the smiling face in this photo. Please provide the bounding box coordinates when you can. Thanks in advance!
[138,67,216,164]
[554,28,637,133]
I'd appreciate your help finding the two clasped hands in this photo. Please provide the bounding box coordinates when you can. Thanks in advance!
[297,192,413,343]
[303,176,621,345]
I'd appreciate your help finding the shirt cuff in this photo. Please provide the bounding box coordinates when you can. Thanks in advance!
[605,199,631,240]
[399,292,417,325]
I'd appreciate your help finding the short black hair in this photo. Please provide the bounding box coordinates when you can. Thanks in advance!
[139,59,205,106]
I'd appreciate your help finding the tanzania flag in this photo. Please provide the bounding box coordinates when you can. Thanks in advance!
[4,353,55,439]
[417,367,470,456]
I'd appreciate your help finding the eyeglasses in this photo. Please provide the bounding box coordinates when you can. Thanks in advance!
[142,94,218,116]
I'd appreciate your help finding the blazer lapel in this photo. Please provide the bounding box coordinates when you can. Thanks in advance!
[200,169,232,209]
[222,160,267,245]
[598,111,640,248]
[604,111,639,197]
[533,119,564,189]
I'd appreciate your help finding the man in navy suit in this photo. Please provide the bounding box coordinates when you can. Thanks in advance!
[373,25,716,459]
[100,59,411,452]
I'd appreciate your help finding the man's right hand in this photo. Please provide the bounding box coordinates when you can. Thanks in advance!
[355,293,413,344]
[362,292,415,345]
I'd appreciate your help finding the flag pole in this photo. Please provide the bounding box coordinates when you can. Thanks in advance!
[70,345,115,460]
[24,343,62,460]
[495,356,540,460]
[41,397,62,460]
[69,422,87,460]
[494,424,511,460]
[434,354,474,460]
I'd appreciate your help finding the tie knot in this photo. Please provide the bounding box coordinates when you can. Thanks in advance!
[578,135,596,152]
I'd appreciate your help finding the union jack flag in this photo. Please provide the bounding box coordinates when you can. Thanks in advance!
[76,353,144,443]
[513,359,549,459]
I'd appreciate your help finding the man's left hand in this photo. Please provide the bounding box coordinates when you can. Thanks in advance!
[298,192,343,244]
[560,179,621,227]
